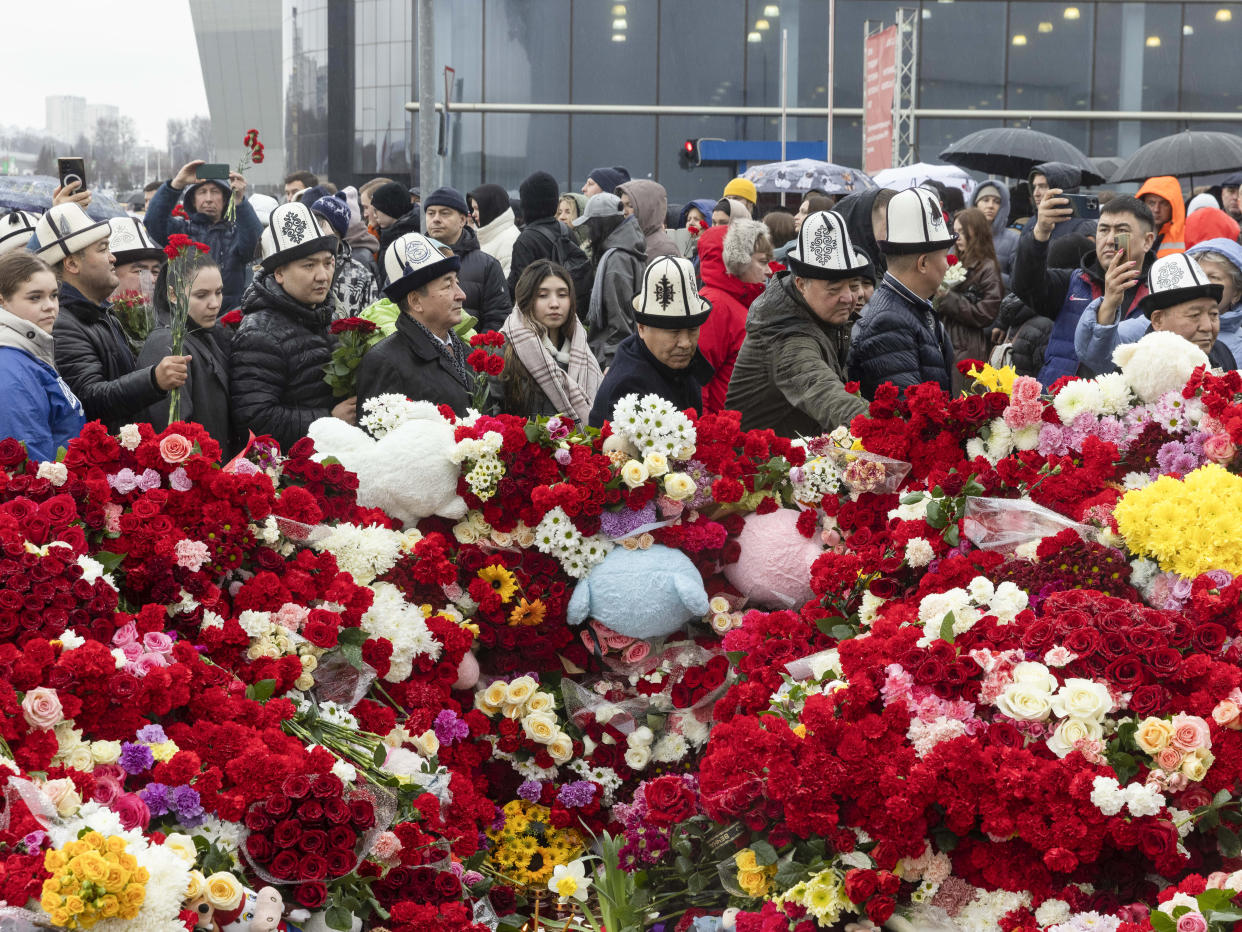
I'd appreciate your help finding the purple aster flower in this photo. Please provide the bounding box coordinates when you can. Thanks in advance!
[171,784,205,826]
[599,501,657,539]
[557,780,596,808]
[136,724,167,744]
[118,742,155,775]
[433,709,470,746]
[517,780,543,803]
[139,782,171,816]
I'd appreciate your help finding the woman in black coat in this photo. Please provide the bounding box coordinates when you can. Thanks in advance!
[137,255,239,458]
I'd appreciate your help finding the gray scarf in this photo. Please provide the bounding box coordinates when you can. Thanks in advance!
[0,306,56,368]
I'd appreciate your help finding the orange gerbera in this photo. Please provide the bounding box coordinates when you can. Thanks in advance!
[508,598,546,627]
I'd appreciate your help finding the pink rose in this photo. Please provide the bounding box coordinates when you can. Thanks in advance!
[133,653,168,676]
[142,631,174,654]
[158,433,193,464]
[111,621,139,647]
[622,641,651,664]
[1212,699,1242,729]
[92,776,124,806]
[1204,433,1237,465]
[112,793,150,831]
[21,687,63,729]
[1156,746,1184,772]
[603,634,635,650]
[121,642,143,661]
[1205,871,1231,890]
[1170,714,1212,752]
[1176,911,1208,932]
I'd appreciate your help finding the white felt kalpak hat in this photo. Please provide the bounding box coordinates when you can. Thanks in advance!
[34,204,110,265]
[0,210,38,255]
[786,210,872,281]
[880,187,957,255]
[1139,253,1223,315]
[107,217,164,264]
[381,231,462,303]
[631,255,712,329]
[259,202,337,273]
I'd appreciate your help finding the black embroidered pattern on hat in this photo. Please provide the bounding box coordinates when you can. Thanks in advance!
[282,212,308,242]
[1155,262,1186,291]
[809,224,836,266]
[655,274,676,309]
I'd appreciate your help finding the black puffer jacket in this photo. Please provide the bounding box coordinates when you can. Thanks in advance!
[230,273,337,451]
[355,312,472,421]
[588,332,713,428]
[849,274,954,399]
[1010,316,1052,379]
[449,226,512,333]
[376,211,422,287]
[53,283,166,433]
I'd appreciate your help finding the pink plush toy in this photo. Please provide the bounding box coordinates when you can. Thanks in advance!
[453,650,480,690]
[723,509,826,609]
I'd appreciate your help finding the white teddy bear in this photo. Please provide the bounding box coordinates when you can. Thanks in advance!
[307,402,467,527]
[1111,330,1210,404]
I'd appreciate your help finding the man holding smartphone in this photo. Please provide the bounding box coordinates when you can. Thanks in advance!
[1012,192,1157,386]
[144,159,262,310]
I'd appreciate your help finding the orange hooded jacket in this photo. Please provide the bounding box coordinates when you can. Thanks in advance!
[1135,176,1186,258]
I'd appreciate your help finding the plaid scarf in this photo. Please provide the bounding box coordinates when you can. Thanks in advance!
[501,308,603,423]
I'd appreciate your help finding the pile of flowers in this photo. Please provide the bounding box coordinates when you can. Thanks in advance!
[3,348,1242,931]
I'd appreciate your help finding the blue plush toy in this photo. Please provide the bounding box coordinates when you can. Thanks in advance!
[566,544,709,639]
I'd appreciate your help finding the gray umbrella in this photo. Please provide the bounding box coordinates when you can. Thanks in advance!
[742,159,876,195]
[1108,130,1242,184]
[0,175,127,221]
[939,127,1104,184]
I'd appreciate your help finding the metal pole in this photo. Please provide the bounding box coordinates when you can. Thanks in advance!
[827,0,835,163]
[417,0,436,190]
[780,28,788,162]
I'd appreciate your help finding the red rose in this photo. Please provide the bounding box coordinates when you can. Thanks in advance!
[311,773,343,798]
[244,808,272,832]
[273,818,301,848]
[322,798,350,824]
[434,871,461,899]
[644,776,697,826]
[866,896,895,924]
[245,834,274,861]
[265,794,292,817]
[844,868,878,903]
[283,774,312,799]
[268,850,300,880]
[297,800,324,822]
[295,882,327,909]
[349,798,375,829]
[297,854,328,881]
[299,829,327,853]
[325,849,355,876]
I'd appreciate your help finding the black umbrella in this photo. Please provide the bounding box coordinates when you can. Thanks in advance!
[939,127,1105,185]
[1108,130,1242,184]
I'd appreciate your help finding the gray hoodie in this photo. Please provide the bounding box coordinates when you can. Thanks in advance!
[617,180,680,260]
[971,180,1019,287]
[585,218,647,367]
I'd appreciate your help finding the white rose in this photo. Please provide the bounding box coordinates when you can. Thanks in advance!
[522,711,559,745]
[478,681,508,715]
[629,725,654,748]
[415,729,440,757]
[709,595,731,614]
[90,740,122,764]
[525,692,556,714]
[995,683,1054,722]
[547,732,575,764]
[662,472,697,501]
[643,452,669,477]
[504,675,538,707]
[1050,678,1113,722]
[624,744,651,770]
[452,522,479,545]
[620,460,650,489]
[1046,716,1103,758]
[164,833,198,864]
[61,744,95,772]
[41,777,81,817]
[1009,661,1059,694]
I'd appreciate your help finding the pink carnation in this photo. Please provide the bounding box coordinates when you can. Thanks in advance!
[174,538,211,572]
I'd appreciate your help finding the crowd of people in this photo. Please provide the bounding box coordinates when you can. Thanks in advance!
[0,155,1240,463]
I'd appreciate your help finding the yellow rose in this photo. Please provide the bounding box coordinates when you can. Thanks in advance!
[738,867,773,897]
[205,872,243,910]
[103,864,131,891]
[662,472,697,501]
[98,895,120,918]
[79,853,108,883]
[643,452,669,477]
[522,711,559,745]
[90,740,122,764]
[735,849,759,871]
[163,833,196,865]
[525,691,556,714]
[1181,746,1216,782]
[504,675,537,707]
[479,681,508,714]
[547,732,575,764]
[294,673,315,691]
[50,909,71,927]
[620,460,650,489]
[40,892,62,913]
[44,850,68,871]
[133,866,151,884]
[185,870,206,900]
[1135,717,1175,754]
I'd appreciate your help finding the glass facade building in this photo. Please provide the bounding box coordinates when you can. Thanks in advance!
[278,0,1242,202]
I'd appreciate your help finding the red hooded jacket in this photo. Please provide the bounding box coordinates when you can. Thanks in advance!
[696,225,766,413]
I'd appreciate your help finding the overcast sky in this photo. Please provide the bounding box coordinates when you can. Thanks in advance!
[5,0,209,146]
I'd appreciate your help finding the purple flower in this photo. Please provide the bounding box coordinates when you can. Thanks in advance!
[169,467,193,491]
[599,501,656,539]
[135,468,162,492]
[23,830,46,852]
[119,742,155,775]
[517,780,543,803]
[556,780,597,808]
[139,782,171,816]
[136,724,167,744]
[433,709,470,746]
[171,784,205,826]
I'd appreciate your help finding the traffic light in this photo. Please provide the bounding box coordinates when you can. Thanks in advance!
[679,138,701,170]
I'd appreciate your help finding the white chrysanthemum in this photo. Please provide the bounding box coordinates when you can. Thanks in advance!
[59,628,85,650]
[359,394,429,438]
[76,554,111,587]
[313,522,411,584]
[610,393,696,459]
[361,582,443,682]
[1052,379,1105,423]
[1012,423,1042,451]
[652,733,688,762]
[984,419,1014,461]
[858,590,885,626]
[1093,372,1133,416]
[1122,471,1153,490]
[189,816,244,859]
[965,437,988,461]
[790,456,844,501]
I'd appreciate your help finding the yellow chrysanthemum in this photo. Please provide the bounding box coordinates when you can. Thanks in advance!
[477,564,518,603]
[1115,464,1242,578]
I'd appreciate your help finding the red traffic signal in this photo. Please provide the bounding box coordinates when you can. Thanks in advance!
[679,138,701,170]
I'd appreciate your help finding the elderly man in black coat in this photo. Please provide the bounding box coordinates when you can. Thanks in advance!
[849,187,956,400]
[356,231,474,423]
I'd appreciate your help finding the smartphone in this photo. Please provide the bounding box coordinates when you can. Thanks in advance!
[195,163,231,181]
[57,157,87,192]
[1062,193,1100,221]
[1114,232,1131,256]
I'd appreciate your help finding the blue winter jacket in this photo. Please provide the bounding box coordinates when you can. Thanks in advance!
[144,180,262,309]
[849,273,954,399]
[0,309,84,462]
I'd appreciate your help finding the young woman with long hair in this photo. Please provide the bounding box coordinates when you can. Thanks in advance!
[938,206,1004,392]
